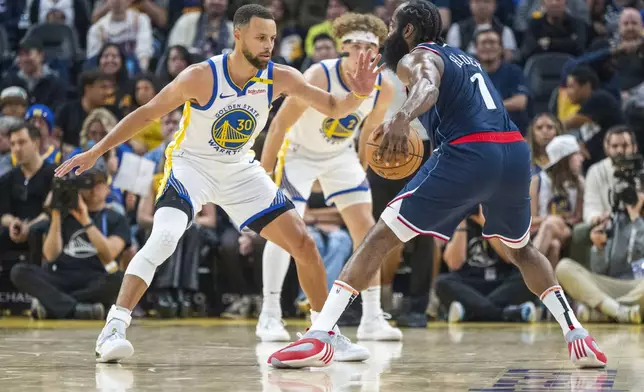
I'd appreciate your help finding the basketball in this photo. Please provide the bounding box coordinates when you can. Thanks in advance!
[366,127,424,180]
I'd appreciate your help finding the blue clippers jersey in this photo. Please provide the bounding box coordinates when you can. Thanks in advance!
[414,42,518,147]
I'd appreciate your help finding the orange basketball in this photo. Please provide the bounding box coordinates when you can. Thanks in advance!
[366,127,424,180]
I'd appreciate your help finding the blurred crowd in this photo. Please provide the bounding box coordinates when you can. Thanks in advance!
[0,0,643,327]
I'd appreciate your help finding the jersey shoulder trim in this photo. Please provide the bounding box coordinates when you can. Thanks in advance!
[319,61,331,92]
[413,42,441,56]
[192,58,218,111]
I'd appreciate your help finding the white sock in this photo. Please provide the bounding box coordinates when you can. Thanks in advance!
[361,286,381,319]
[261,241,291,316]
[598,297,620,319]
[310,281,358,332]
[540,285,583,335]
[105,305,132,336]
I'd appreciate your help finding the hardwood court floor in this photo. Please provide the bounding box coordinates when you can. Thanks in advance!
[0,318,642,391]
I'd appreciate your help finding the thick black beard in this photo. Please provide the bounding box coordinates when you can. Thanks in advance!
[383,30,411,71]
[243,48,269,70]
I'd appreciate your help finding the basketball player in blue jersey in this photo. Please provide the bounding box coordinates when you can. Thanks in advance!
[269,0,607,369]
[55,4,382,363]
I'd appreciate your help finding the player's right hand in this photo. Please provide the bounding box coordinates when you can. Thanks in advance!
[345,50,384,97]
[55,149,100,178]
[373,116,410,164]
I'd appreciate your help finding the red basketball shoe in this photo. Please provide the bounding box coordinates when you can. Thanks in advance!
[566,328,607,368]
[268,330,335,369]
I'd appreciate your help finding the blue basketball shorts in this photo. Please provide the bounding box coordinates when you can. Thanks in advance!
[381,131,532,249]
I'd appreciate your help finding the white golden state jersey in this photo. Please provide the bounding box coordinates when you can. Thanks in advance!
[167,53,275,163]
[287,58,382,157]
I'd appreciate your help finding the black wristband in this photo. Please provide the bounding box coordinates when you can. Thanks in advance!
[83,223,95,230]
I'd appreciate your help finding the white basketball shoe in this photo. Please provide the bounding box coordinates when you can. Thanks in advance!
[357,312,403,341]
[256,312,291,342]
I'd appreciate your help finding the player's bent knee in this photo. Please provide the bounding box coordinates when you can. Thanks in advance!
[289,229,319,262]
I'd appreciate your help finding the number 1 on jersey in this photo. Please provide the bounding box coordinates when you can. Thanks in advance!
[470,73,497,110]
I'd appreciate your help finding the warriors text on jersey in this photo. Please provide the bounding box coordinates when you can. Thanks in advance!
[287,58,382,158]
[166,53,275,164]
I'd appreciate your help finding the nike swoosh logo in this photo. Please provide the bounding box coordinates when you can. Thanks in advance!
[219,93,235,99]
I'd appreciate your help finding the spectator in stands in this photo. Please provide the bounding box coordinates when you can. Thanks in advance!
[520,0,588,60]
[128,73,161,154]
[0,86,29,119]
[168,0,234,58]
[475,29,530,132]
[87,0,154,72]
[447,0,517,61]
[555,191,644,324]
[97,43,132,115]
[615,9,644,95]
[10,166,128,320]
[0,123,54,257]
[55,70,112,153]
[0,117,22,176]
[304,0,348,57]
[158,45,193,86]
[564,66,625,168]
[588,0,609,41]
[269,0,305,66]
[28,0,91,49]
[514,0,589,35]
[0,0,26,51]
[92,0,168,31]
[527,113,564,173]
[584,125,637,224]
[435,207,537,323]
[300,33,339,72]
[1,39,66,110]
[24,104,61,166]
[530,135,584,267]
[77,108,133,164]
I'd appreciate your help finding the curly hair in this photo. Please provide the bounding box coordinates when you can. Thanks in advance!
[396,0,443,46]
[332,13,388,45]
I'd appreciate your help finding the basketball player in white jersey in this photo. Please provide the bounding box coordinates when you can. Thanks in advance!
[55,4,383,363]
[257,13,403,343]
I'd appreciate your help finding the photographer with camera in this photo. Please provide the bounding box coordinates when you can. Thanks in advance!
[556,151,644,324]
[10,166,129,319]
[584,125,638,225]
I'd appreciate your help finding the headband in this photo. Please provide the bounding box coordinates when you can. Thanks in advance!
[341,31,380,46]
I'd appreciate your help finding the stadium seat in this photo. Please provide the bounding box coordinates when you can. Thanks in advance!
[22,23,84,63]
[524,53,573,114]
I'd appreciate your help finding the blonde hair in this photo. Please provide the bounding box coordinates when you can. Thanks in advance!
[332,13,388,45]
[80,108,118,148]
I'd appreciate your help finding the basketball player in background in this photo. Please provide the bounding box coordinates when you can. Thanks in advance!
[269,0,606,369]
[56,4,382,363]
[257,13,402,343]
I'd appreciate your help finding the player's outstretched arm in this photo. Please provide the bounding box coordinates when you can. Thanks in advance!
[55,64,210,177]
[273,51,383,119]
[261,64,327,175]
[358,75,394,167]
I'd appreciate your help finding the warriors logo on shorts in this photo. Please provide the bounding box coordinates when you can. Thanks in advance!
[209,107,258,153]
[321,113,360,144]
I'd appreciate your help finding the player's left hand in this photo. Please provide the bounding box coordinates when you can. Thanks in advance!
[345,50,385,97]
[373,115,410,164]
